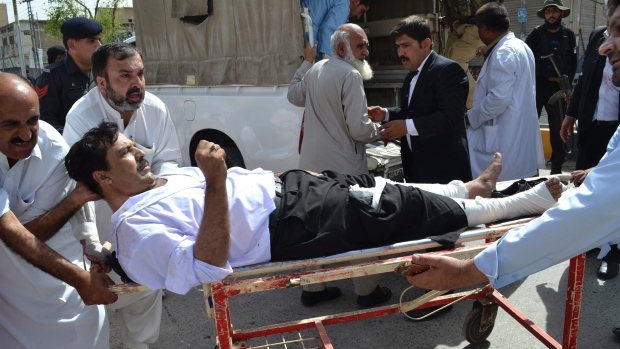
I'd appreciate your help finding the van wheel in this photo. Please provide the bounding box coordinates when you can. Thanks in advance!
[222,145,246,169]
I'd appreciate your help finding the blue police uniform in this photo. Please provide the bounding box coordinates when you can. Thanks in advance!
[34,17,102,133]
[35,55,91,133]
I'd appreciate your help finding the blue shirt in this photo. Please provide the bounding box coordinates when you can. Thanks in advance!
[301,0,349,58]
[475,125,620,288]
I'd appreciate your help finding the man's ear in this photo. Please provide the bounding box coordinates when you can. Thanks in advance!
[422,38,432,50]
[93,170,111,186]
[337,41,347,58]
[66,38,76,52]
[96,75,106,93]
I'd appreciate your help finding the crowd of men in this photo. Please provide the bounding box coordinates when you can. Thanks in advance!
[3,0,620,347]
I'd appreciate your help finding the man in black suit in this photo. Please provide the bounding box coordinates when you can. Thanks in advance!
[368,15,472,185]
[560,25,620,279]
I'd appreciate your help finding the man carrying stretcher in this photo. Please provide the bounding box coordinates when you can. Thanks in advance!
[65,122,563,294]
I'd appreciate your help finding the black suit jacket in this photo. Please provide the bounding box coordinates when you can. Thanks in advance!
[387,51,472,184]
[566,26,607,135]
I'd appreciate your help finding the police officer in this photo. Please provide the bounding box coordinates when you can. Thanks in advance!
[35,17,102,133]
[525,0,577,174]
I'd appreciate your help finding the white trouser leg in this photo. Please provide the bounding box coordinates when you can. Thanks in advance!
[352,257,381,296]
[96,201,162,349]
[458,182,558,226]
[106,271,162,349]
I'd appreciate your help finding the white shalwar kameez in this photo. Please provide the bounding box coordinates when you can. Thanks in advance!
[0,122,108,349]
[64,87,181,349]
[467,32,545,181]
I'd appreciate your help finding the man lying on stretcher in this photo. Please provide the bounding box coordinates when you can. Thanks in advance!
[65,122,564,295]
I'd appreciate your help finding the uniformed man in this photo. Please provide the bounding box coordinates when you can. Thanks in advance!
[35,17,102,133]
[525,0,577,174]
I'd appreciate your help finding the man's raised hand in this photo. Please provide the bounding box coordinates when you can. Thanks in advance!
[195,140,228,185]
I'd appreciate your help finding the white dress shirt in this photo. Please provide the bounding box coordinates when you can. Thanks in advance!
[109,167,274,295]
[593,61,620,122]
[0,122,108,349]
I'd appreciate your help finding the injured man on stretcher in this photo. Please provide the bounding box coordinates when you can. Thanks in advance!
[65,122,564,295]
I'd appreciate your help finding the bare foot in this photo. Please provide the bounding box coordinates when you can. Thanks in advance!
[545,177,563,201]
[466,153,502,198]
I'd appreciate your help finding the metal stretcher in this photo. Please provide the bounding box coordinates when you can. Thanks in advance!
[110,176,584,348]
[201,215,585,349]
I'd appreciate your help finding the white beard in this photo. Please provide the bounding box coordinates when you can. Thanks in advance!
[344,50,374,80]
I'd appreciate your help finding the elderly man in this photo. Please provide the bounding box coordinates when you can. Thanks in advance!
[406,3,620,340]
[65,122,564,297]
[288,23,386,306]
[64,42,181,349]
[526,0,577,174]
[301,0,372,60]
[465,2,545,181]
[35,17,102,133]
[0,73,108,348]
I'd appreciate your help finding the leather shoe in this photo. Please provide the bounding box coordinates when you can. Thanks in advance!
[612,327,620,338]
[406,290,454,321]
[300,287,342,307]
[356,286,392,307]
[597,261,619,280]
[550,162,563,175]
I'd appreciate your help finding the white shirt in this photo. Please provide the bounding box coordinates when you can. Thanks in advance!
[0,122,108,349]
[63,87,182,175]
[467,33,545,181]
[475,125,620,288]
[109,167,274,295]
[593,61,620,122]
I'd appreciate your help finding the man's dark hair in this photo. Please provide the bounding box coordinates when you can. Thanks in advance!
[65,122,120,196]
[91,42,143,78]
[359,0,372,6]
[390,15,431,45]
[476,2,510,32]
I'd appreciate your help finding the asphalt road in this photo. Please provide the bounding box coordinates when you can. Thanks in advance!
[108,163,620,349]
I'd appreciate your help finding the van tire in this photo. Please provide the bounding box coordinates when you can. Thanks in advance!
[222,145,246,169]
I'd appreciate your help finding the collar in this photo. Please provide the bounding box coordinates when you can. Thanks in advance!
[64,53,88,77]
[483,32,511,58]
[0,141,42,173]
[413,51,433,73]
[94,87,129,127]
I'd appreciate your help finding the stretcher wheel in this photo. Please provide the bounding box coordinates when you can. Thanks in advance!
[463,304,496,344]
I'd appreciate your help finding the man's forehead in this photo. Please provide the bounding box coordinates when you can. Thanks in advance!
[108,55,144,70]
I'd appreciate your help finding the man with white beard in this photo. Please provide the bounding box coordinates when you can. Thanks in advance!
[288,23,389,308]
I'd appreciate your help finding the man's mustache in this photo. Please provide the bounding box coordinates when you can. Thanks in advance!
[126,87,144,98]
[399,56,409,61]
[137,158,149,171]
[11,135,33,144]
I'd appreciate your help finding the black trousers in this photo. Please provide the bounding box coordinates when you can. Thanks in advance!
[269,170,468,261]
[575,122,620,170]
[536,81,567,165]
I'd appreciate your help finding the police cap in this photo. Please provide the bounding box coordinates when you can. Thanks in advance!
[61,17,103,39]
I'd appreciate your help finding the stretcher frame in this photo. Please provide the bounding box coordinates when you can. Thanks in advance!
[204,216,585,349]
